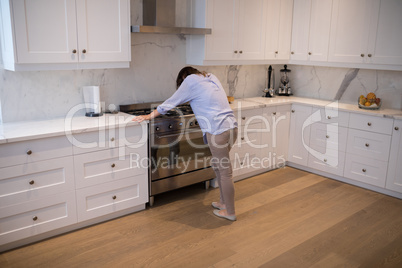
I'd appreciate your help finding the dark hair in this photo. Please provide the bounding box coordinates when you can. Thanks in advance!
[176,66,205,89]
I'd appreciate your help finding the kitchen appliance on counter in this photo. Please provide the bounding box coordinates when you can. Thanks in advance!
[278,65,292,96]
[83,86,103,117]
[263,65,275,97]
[120,102,214,206]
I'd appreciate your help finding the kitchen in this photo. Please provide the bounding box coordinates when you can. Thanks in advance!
[1,0,402,266]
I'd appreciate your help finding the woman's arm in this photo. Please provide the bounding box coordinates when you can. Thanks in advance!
[131,109,161,122]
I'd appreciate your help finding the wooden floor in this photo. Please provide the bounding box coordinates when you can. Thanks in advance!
[1,167,402,267]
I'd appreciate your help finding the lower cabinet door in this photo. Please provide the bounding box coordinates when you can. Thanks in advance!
[76,177,148,222]
[344,154,388,187]
[308,150,346,177]
[0,191,77,246]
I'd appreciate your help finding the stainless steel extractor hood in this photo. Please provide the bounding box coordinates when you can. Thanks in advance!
[131,0,211,35]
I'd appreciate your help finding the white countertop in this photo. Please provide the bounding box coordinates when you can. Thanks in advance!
[1,96,401,144]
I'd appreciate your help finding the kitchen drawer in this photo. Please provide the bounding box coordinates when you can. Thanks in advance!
[344,154,388,188]
[74,145,147,189]
[0,135,73,168]
[0,191,77,246]
[234,108,264,126]
[349,113,393,134]
[346,129,391,161]
[308,151,346,177]
[309,124,348,152]
[76,176,148,222]
[0,156,75,208]
[233,130,263,152]
[312,107,350,127]
[72,130,118,154]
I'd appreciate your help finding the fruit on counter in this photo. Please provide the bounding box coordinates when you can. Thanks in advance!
[359,92,380,107]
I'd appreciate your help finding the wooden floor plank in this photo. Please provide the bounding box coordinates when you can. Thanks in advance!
[1,167,401,268]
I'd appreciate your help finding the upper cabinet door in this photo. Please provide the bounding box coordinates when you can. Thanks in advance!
[237,0,266,60]
[369,0,402,65]
[328,0,380,63]
[205,0,236,60]
[290,0,311,61]
[265,0,293,60]
[75,0,130,63]
[12,0,78,63]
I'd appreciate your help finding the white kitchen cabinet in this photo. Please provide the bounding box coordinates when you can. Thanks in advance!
[0,191,77,246]
[328,0,380,64]
[0,0,130,71]
[290,0,332,62]
[261,104,291,168]
[186,0,266,64]
[288,104,313,166]
[386,120,402,193]
[370,0,402,65]
[265,0,293,60]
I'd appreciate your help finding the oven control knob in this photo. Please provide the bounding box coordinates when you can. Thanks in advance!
[190,122,194,126]
[195,121,199,125]
[155,127,160,131]
[168,124,173,129]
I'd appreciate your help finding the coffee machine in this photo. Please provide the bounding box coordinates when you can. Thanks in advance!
[278,65,292,96]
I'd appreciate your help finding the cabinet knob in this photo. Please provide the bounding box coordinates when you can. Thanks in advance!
[111,163,116,168]
[112,195,117,200]
[395,127,399,131]
[308,52,312,55]
[234,50,238,54]
[275,51,278,54]
[324,159,327,162]
[33,216,38,221]
[26,150,32,155]
[82,49,87,54]
[326,135,330,139]
[368,54,372,57]
[362,168,366,173]
[72,49,77,54]
[365,143,370,147]
[242,117,246,120]
[273,112,277,115]
[367,122,372,126]
[291,110,295,113]
[291,51,294,55]
[241,137,245,141]
[327,116,331,119]
[110,137,115,142]
[361,54,365,57]
[239,51,243,54]
[29,180,35,185]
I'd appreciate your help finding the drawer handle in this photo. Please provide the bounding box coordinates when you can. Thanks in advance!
[324,159,327,162]
[112,195,117,200]
[395,127,400,131]
[327,116,331,119]
[27,150,32,155]
[326,135,329,139]
[111,163,116,168]
[291,110,295,113]
[362,168,366,173]
[29,180,35,185]
[242,117,246,120]
[367,122,372,126]
[33,216,38,221]
[273,112,277,115]
[365,143,369,147]
[110,137,115,142]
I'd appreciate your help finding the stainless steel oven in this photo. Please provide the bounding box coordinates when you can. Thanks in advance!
[120,103,215,206]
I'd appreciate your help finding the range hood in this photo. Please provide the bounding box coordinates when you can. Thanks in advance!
[131,0,211,35]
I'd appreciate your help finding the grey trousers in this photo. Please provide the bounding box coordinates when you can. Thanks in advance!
[206,127,238,215]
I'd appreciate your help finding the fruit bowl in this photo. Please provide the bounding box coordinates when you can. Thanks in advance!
[358,97,381,110]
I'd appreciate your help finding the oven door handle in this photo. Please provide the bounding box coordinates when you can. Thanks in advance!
[155,129,203,139]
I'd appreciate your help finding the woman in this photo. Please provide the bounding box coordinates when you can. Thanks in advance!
[132,66,238,221]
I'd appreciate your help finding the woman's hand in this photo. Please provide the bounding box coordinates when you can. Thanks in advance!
[132,114,150,122]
